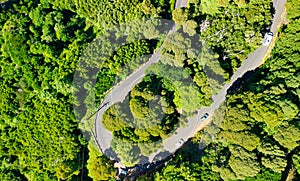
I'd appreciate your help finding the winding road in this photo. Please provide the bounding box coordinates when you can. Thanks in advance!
[94,0,287,165]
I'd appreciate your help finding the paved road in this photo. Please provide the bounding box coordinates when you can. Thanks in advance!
[94,0,286,163]
[94,0,189,157]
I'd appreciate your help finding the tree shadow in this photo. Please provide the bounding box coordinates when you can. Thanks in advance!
[104,147,120,162]
[152,150,172,162]
[227,67,260,95]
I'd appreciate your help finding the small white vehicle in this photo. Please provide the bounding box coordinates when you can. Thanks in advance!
[200,113,209,121]
[263,32,273,46]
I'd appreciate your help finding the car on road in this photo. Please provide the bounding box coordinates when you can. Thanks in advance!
[263,32,273,46]
[200,113,209,121]
[176,138,185,147]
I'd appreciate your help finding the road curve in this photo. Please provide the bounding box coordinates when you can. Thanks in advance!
[94,0,189,158]
[94,0,286,164]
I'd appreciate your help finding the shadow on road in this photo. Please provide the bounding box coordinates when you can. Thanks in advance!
[104,148,120,162]
[227,67,260,95]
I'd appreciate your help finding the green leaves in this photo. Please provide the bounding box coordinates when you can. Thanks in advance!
[200,0,220,16]
[293,153,300,174]
[261,155,287,173]
[111,138,141,167]
[102,104,128,131]
[218,131,260,151]
[155,162,202,181]
[172,8,188,24]
[173,84,203,112]
[0,1,98,180]
[273,123,300,150]
[87,143,115,180]
[227,146,260,179]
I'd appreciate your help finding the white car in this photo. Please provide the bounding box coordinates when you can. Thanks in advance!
[200,113,209,121]
[263,32,273,46]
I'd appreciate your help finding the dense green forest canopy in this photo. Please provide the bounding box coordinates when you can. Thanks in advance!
[0,0,294,180]
[0,0,97,180]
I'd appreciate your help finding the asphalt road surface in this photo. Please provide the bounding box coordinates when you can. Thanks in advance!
[94,0,286,164]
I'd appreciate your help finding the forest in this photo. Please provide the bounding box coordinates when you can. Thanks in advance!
[147,0,300,180]
[0,0,297,180]
[99,0,273,169]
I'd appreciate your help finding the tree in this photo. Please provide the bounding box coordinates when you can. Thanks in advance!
[130,96,151,119]
[261,155,287,173]
[102,104,129,132]
[173,84,204,112]
[138,141,163,156]
[218,131,260,151]
[219,106,250,131]
[200,0,220,15]
[172,8,188,24]
[244,168,281,181]
[273,123,300,150]
[228,146,260,179]
[229,156,260,179]
[293,153,300,174]
[87,143,115,181]
[111,138,140,167]
[155,161,202,180]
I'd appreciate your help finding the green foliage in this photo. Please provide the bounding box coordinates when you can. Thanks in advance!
[95,40,152,104]
[0,0,96,179]
[228,146,260,179]
[228,156,260,179]
[219,131,260,151]
[111,138,141,167]
[173,84,204,112]
[172,8,188,24]
[0,0,296,180]
[155,163,201,180]
[189,0,272,77]
[244,168,281,181]
[153,1,300,180]
[273,122,300,150]
[130,96,151,119]
[293,153,300,174]
[102,104,129,131]
[154,157,202,181]
[104,74,179,145]
[87,143,115,181]
[138,141,163,156]
[161,31,194,67]
[257,141,285,157]
[219,106,250,131]
[49,0,161,29]
[102,74,180,166]
[155,145,222,180]
[261,155,287,173]
[200,0,220,15]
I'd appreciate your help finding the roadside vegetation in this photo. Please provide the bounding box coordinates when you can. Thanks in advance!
[1,0,297,180]
[0,0,96,180]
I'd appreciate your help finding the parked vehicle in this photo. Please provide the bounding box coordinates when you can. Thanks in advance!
[263,32,273,46]
[200,113,209,121]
